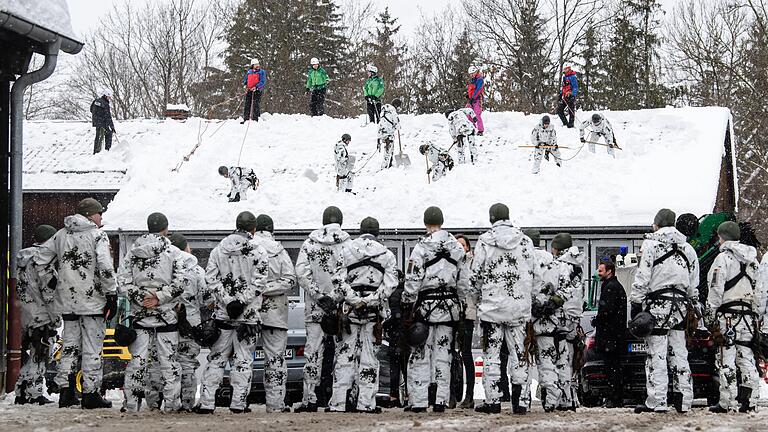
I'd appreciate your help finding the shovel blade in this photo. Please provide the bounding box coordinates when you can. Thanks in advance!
[394,153,411,168]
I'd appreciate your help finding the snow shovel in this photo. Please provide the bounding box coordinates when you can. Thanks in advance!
[394,131,411,168]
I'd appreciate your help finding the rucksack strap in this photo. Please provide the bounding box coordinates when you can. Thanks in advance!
[724,263,753,292]
[423,250,458,270]
[347,257,385,275]
[652,243,690,270]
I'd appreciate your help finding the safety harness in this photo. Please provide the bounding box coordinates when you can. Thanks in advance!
[347,256,386,321]
[716,263,757,346]
[415,250,461,324]
[643,243,692,334]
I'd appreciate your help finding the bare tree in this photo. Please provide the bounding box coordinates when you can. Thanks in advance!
[547,0,609,83]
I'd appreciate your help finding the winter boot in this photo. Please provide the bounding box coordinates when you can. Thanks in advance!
[192,405,214,414]
[737,386,754,413]
[31,396,54,405]
[294,402,318,413]
[14,383,28,405]
[230,407,252,414]
[511,384,525,414]
[406,406,427,413]
[634,405,656,414]
[709,405,729,413]
[474,403,501,414]
[58,388,79,408]
[432,404,445,413]
[81,392,113,409]
[459,397,474,409]
[671,392,686,413]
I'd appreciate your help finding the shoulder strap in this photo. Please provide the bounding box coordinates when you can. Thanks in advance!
[724,263,754,292]
[347,257,385,275]
[652,243,690,270]
[423,250,458,270]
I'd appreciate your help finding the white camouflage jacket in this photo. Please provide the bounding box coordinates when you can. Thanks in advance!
[17,245,57,329]
[447,108,477,139]
[253,231,297,330]
[342,234,398,324]
[334,140,352,176]
[227,166,258,197]
[757,252,768,332]
[706,241,759,319]
[296,224,351,323]
[35,214,117,316]
[178,250,209,328]
[531,120,557,147]
[206,231,269,325]
[579,114,614,142]
[471,220,538,327]
[378,104,401,138]
[533,246,584,334]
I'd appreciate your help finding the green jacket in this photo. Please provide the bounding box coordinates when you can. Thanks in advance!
[363,76,384,98]
[306,67,329,90]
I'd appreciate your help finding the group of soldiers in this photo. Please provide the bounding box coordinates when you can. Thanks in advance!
[13,197,768,415]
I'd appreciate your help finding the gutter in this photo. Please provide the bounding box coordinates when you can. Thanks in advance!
[0,11,83,54]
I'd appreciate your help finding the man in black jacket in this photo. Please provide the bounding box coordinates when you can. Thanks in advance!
[592,260,627,407]
[90,90,115,154]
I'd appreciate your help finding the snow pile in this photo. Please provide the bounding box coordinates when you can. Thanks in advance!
[21,107,732,231]
[0,0,79,40]
[166,104,190,111]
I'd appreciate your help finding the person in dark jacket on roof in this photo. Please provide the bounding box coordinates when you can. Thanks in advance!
[90,89,115,154]
[592,260,626,408]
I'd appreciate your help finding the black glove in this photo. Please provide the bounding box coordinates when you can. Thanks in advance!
[236,323,260,341]
[630,302,643,319]
[580,137,586,143]
[228,192,240,202]
[531,301,545,318]
[316,295,337,314]
[47,276,58,291]
[226,300,246,320]
[104,295,118,321]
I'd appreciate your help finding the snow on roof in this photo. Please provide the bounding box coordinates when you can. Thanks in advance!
[166,104,190,111]
[23,107,732,230]
[0,0,79,41]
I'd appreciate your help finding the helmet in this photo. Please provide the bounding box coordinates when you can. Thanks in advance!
[102,89,113,98]
[114,323,137,346]
[194,320,221,347]
[542,115,550,125]
[563,64,572,72]
[341,133,351,143]
[628,311,656,338]
[367,64,378,73]
[218,166,228,176]
[250,58,259,66]
[391,98,402,109]
[467,65,479,74]
[444,110,453,118]
[310,57,320,65]
[591,113,602,125]
[405,321,429,347]
[320,312,339,335]
[419,144,429,155]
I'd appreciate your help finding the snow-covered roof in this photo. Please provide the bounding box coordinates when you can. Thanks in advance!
[22,107,733,230]
[0,0,80,44]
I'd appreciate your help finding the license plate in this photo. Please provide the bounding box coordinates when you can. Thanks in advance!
[628,342,647,353]
[254,349,293,360]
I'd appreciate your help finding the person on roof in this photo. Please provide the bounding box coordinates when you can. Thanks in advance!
[335,134,354,193]
[306,57,329,116]
[242,59,267,123]
[218,165,259,202]
[531,115,561,174]
[378,99,402,169]
[556,65,578,128]
[579,113,617,156]
[419,143,453,182]
[445,108,478,165]
[363,65,384,124]
[466,66,485,136]
[90,89,115,154]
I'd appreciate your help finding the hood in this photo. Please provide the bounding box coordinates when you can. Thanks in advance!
[646,226,687,246]
[219,231,253,257]
[130,233,171,259]
[720,241,758,264]
[64,214,97,233]
[179,250,199,268]
[254,231,285,256]
[344,235,387,264]
[420,229,464,255]
[538,120,553,129]
[308,224,350,245]
[17,245,40,267]
[478,220,525,250]
[557,245,585,267]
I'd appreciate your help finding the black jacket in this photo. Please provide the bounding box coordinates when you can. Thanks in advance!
[90,96,114,129]
[593,275,627,350]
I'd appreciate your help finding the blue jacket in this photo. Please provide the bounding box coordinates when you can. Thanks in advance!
[468,75,485,100]
[560,71,578,98]
[243,68,267,90]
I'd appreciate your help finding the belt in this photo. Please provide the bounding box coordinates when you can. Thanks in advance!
[134,323,178,333]
[62,313,103,321]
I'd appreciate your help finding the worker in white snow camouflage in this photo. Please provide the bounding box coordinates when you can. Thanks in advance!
[579,113,617,156]
[403,206,470,413]
[328,217,398,413]
[35,198,117,409]
[252,214,297,413]
[471,204,538,415]
[706,222,760,413]
[445,108,478,164]
[218,165,259,202]
[118,213,188,413]
[294,206,351,412]
[532,232,584,412]
[378,99,402,169]
[195,211,269,414]
[335,134,355,193]
[14,225,58,405]
[759,251,768,336]
[419,143,454,182]
[630,209,699,414]
[531,115,561,174]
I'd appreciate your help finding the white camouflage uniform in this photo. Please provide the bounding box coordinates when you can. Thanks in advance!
[471,220,538,409]
[630,227,699,412]
[533,246,584,410]
[35,214,117,393]
[758,252,768,333]
[378,104,401,169]
[198,231,269,411]
[579,114,616,156]
[707,241,760,411]
[253,230,297,412]
[531,120,561,174]
[295,224,351,405]
[334,140,354,192]
[15,245,58,400]
[117,233,188,412]
[328,234,397,412]
[225,166,259,201]
[403,229,470,409]
[447,108,478,164]
[423,143,452,182]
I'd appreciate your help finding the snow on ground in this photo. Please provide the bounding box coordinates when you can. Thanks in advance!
[21,107,732,231]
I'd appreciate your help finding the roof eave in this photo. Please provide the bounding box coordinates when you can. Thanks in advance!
[0,11,84,54]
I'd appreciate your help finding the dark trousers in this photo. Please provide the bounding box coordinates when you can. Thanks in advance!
[556,97,575,128]
[366,97,381,123]
[602,344,624,405]
[388,332,409,400]
[461,319,475,399]
[243,89,262,121]
[94,127,113,154]
[499,338,510,399]
[310,88,326,116]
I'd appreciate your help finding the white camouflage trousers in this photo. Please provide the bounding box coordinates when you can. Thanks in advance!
[302,322,327,404]
[482,323,530,406]
[380,138,394,170]
[715,314,759,410]
[535,334,569,409]
[55,316,105,393]
[145,337,200,411]
[123,329,181,412]
[337,173,354,192]
[586,131,615,156]
[532,146,562,174]
[456,135,477,164]
[329,322,380,412]
[408,324,453,408]
[262,327,288,412]
[16,330,50,399]
[198,326,259,410]
[642,330,692,411]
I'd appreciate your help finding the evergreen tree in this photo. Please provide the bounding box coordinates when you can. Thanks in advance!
[509,0,551,112]
[578,23,601,110]
[367,7,407,105]
[445,28,477,111]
